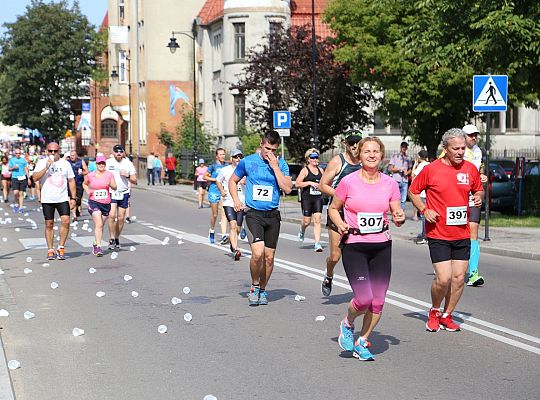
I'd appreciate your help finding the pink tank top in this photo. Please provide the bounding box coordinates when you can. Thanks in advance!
[196,166,208,182]
[87,171,113,204]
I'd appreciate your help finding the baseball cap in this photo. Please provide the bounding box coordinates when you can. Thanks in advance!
[400,141,409,148]
[344,134,362,146]
[112,144,124,152]
[462,124,480,135]
[231,149,243,157]
[198,158,205,164]
[96,155,107,164]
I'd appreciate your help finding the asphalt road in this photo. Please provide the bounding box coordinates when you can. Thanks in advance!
[0,188,538,400]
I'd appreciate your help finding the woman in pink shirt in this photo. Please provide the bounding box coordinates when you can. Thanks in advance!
[195,158,208,208]
[329,137,405,361]
[83,155,117,256]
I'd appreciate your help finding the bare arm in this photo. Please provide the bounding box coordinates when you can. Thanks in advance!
[82,176,90,195]
[109,176,117,191]
[81,159,88,175]
[294,167,312,189]
[408,189,439,223]
[32,159,53,181]
[389,200,405,226]
[229,174,243,212]
[266,153,292,194]
[319,156,341,197]
[68,178,77,209]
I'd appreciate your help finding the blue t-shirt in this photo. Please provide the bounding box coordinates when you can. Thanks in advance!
[8,157,28,179]
[233,153,289,211]
[207,162,228,193]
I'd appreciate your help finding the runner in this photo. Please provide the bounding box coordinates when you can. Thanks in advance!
[319,134,362,296]
[8,148,30,213]
[216,149,246,261]
[67,150,88,222]
[296,148,325,252]
[409,128,484,332]
[329,136,404,361]
[83,155,117,256]
[1,155,11,203]
[106,145,137,250]
[32,142,77,260]
[229,130,292,306]
[26,148,39,201]
[462,124,488,286]
[204,148,229,244]
[195,159,208,208]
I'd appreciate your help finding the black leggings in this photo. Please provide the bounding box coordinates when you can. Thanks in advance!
[341,241,392,314]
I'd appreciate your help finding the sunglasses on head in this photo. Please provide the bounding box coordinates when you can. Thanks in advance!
[309,154,319,159]
[232,154,243,159]
[48,149,59,153]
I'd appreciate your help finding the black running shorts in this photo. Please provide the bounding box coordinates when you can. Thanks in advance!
[301,195,323,217]
[427,238,470,263]
[469,206,481,223]
[245,208,281,249]
[42,202,71,220]
[223,206,245,226]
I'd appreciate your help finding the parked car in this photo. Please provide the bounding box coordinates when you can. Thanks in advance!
[491,159,515,180]
[486,162,515,212]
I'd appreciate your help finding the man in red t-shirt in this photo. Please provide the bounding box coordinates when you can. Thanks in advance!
[165,153,177,185]
[409,128,484,333]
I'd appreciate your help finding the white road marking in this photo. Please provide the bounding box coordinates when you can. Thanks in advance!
[18,238,47,249]
[121,234,163,245]
[279,232,328,245]
[147,222,540,355]
[71,237,108,248]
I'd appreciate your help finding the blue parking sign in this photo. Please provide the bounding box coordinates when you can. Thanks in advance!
[273,111,291,129]
[473,75,508,112]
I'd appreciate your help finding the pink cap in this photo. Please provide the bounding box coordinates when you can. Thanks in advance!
[96,155,107,164]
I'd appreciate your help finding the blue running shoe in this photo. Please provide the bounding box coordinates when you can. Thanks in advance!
[298,231,304,242]
[209,230,215,244]
[248,286,260,306]
[13,206,19,213]
[314,242,323,252]
[338,319,355,351]
[240,227,247,240]
[353,338,375,361]
[259,290,268,305]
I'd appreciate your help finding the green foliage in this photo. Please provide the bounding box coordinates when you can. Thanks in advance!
[236,124,261,156]
[175,108,212,155]
[232,24,373,160]
[0,0,98,140]
[325,0,540,156]
[90,28,109,90]
[157,123,175,150]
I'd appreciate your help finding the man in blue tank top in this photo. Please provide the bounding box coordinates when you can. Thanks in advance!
[319,134,362,296]
[229,130,292,306]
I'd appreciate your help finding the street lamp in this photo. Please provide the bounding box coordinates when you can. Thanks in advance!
[166,28,197,178]
[311,0,318,148]
[110,57,133,156]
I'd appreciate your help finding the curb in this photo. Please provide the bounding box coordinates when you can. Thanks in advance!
[134,186,539,261]
[0,333,16,400]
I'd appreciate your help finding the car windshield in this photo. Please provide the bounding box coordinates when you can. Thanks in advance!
[489,163,509,182]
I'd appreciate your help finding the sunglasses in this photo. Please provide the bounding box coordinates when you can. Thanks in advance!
[48,149,59,153]
[232,154,243,159]
[309,155,319,159]
[346,140,360,146]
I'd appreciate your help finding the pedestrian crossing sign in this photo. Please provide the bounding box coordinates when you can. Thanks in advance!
[473,75,508,112]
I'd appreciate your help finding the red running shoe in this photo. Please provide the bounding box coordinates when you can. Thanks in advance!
[426,308,442,332]
[440,314,461,332]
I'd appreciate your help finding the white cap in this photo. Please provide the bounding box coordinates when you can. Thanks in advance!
[462,124,480,135]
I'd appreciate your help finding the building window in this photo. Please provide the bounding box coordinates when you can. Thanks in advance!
[118,50,128,83]
[139,102,147,144]
[234,94,246,134]
[212,31,222,71]
[506,105,519,130]
[101,119,118,138]
[233,23,245,60]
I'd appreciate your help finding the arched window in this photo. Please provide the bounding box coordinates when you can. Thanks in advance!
[101,119,118,138]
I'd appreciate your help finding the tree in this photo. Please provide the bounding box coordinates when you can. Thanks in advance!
[0,0,99,141]
[232,24,372,161]
[325,0,540,155]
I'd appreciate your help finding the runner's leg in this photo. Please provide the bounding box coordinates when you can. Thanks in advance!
[442,259,468,314]
[313,212,322,244]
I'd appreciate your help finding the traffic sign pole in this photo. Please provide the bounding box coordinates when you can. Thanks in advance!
[484,113,491,241]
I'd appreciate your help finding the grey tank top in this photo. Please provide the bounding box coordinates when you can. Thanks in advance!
[331,153,362,189]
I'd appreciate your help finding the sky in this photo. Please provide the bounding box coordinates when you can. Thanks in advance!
[0,0,108,35]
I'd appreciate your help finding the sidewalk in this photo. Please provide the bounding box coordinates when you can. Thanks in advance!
[134,181,540,261]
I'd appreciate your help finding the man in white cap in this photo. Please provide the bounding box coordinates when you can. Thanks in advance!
[216,149,246,260]
[461,124,488,286]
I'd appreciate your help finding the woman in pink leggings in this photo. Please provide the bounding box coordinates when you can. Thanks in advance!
[328,136,405,361]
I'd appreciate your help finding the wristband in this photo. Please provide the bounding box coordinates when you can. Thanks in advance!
[419,208,426,215]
